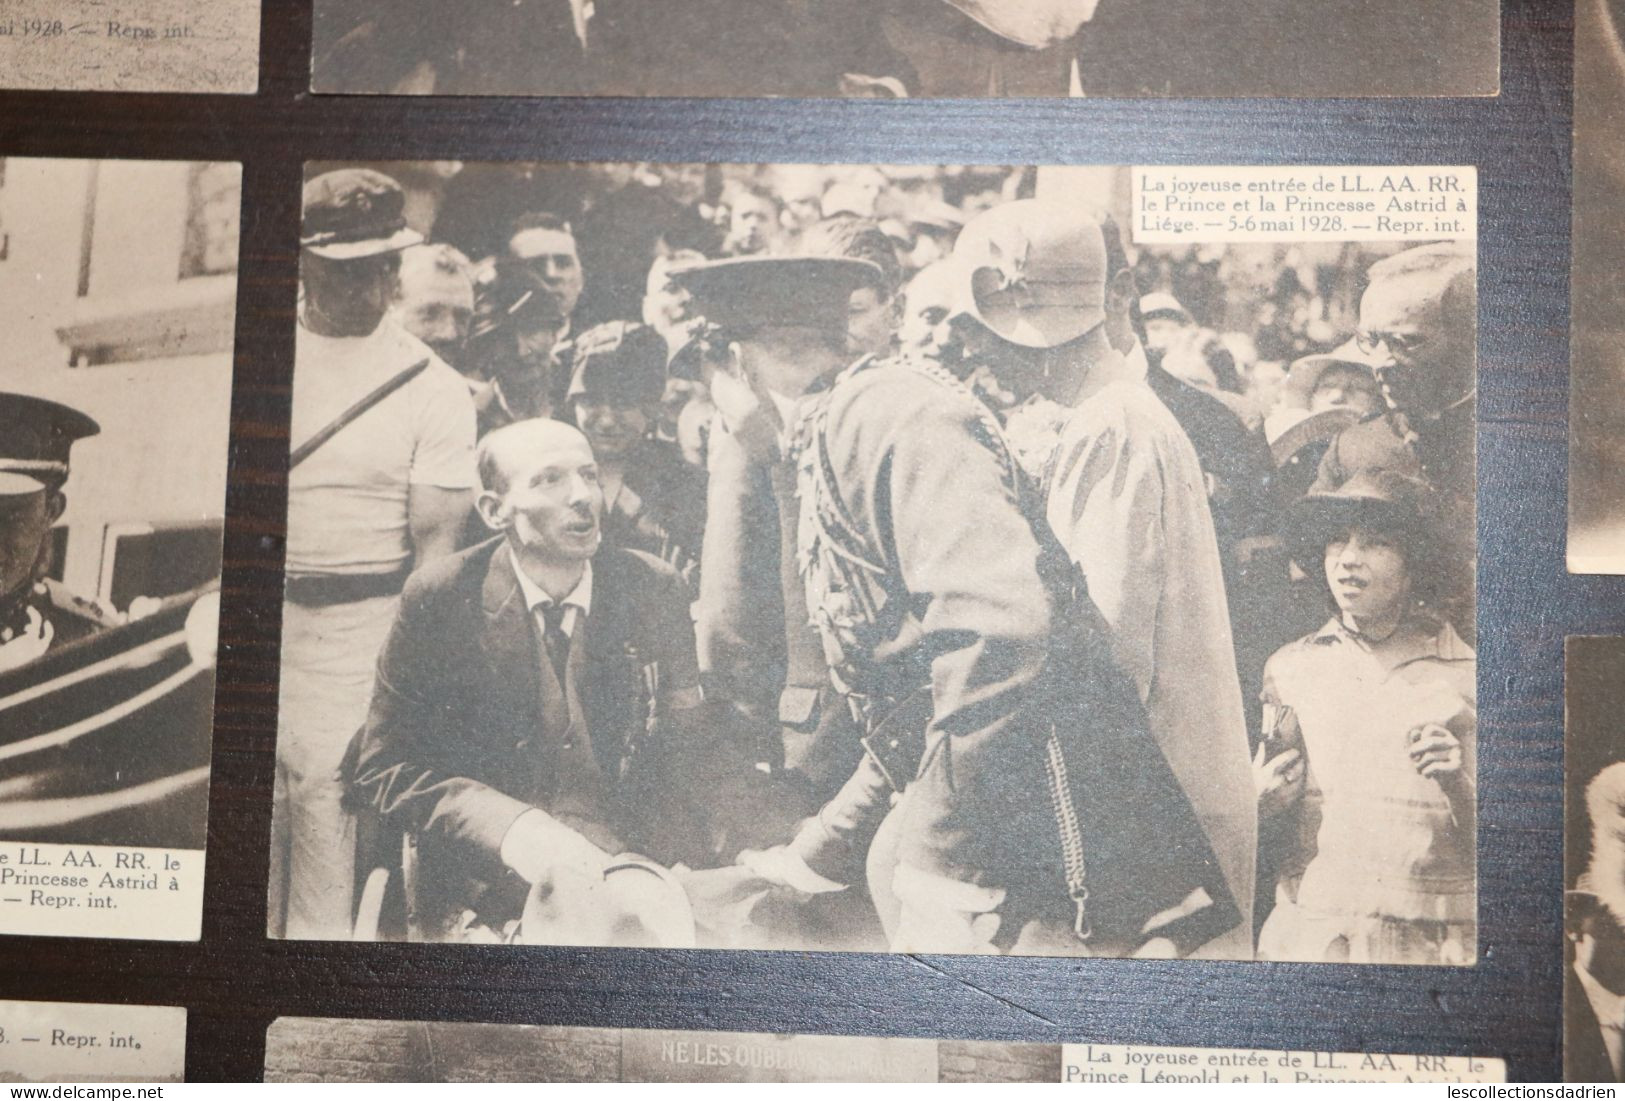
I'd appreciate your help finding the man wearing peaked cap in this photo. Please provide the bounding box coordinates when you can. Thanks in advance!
[0,393,118,674]
[275,167,478,941]
[674,256,887,931]
[675,215,1224,957]
[947,198,1256,959]
[300,168,426,260]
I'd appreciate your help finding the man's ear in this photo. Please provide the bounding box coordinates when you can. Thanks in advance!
[473,490,508,534]
[1106,269,1137,317]
[45,492,67,524]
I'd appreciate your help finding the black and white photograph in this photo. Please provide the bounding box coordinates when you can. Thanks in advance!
[265,1018,1050,1083]
[0,157,237,941]
[270,159,1478,966]
[310,0,1499,100]
[263,1017,1506,1084]
[1564,637,1625,1083]
[1569,0,1625,575]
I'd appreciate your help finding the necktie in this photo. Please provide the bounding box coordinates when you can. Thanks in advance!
[541,603,572,691]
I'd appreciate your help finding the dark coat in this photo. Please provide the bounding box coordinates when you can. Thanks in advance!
[347,538,723,926]
[794,359,1236,951]
[1568,962,1620,1082]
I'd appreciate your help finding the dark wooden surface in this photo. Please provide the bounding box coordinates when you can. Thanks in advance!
[0,0,1578,1082]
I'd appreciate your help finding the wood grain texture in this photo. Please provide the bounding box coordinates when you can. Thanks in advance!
[0,0,1574,1082]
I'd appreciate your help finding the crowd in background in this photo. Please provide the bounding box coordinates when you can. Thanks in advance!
[273,160,1478,966]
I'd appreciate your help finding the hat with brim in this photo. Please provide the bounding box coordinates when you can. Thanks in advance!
[1139,292,1192,325]
[0,393,101,498]
[519,854,696,949]
[1283,468,1433,572]
[300,168,425,260]
[668,255,883,343]
[1268,407,1362,468]
[1284,341,1380,409]
[564,321,669,405]
[951,199,1107,350]
[908,199,966,236]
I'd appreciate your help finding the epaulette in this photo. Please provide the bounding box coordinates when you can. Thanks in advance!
[41,579,122,629]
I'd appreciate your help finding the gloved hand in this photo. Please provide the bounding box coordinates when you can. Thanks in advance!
[736,843,846,895]
[888,863,1005,955]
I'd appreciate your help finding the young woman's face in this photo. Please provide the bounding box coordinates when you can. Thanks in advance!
[1324,525,1412,621]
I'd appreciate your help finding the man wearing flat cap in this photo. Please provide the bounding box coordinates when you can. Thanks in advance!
[678,257,881,910]
[273,167,477,941]
[565,319,707,586]
[948,199,1255,958]
[0,393,117,674]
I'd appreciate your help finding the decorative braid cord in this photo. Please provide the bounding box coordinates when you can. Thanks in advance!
[1045,731,1093,942]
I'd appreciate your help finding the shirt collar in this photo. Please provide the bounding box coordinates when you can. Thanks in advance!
[1124,340,1150,382]
[1309,614,1470,665]
[509,547,594,619]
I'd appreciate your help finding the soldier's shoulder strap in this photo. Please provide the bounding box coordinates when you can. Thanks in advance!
[40,579,121,630]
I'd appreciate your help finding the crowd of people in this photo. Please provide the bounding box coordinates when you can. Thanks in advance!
[310,0,1493,99]
[270,161,1478,965]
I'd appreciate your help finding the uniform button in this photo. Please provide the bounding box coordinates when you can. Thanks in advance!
[515,739,529,751]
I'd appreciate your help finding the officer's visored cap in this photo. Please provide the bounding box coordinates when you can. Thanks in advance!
[0,392,100,498]
[950,199,1108,350]
[665,255,883,380]
[300,168,425,261]
[564,320,669,405]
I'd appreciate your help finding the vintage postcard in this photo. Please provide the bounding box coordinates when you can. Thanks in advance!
[0,158,238,940]
[264,1018,1504,1084]
[1565,637,1625,1082]
[271,159,1476,967]
[0,1,259,94]
[0,1000,184,1082]
[310,0,1497,99]
[1569,0,1625,574]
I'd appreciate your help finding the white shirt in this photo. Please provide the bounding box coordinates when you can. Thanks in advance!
[510,549,594,638]
[1045,348,1256,957]
[288,318,477,576]
[1579,964,1625,1079]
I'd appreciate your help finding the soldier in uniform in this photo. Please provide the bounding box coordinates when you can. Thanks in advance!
[0,393,117,674]
[674,255,1231,956]
[678,258,878,818]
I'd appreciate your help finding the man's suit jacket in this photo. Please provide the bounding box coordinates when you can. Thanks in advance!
[1569,962,1620,1082]
[347,537,714,925]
